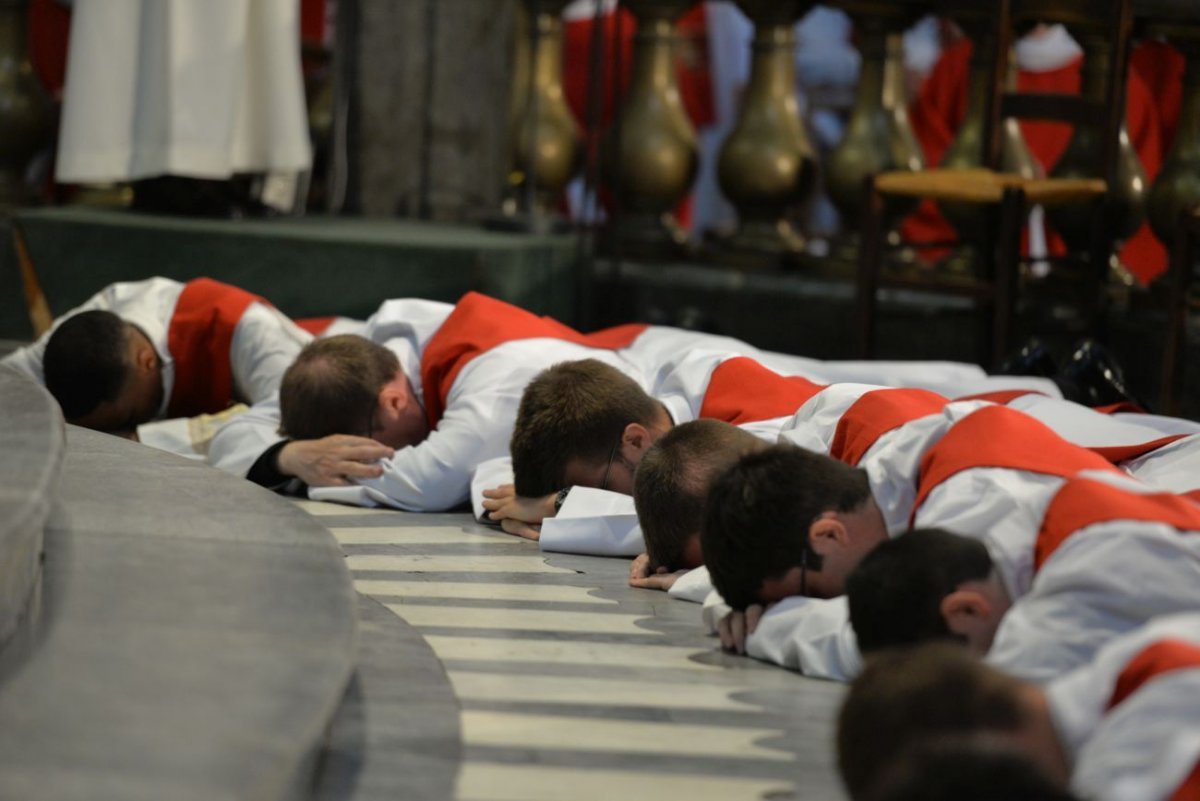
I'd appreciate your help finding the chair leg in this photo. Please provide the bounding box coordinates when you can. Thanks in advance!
[1161,212,1194,417]
[855,177,885,359]
[990,188,1022,370]
[13,223,52,338]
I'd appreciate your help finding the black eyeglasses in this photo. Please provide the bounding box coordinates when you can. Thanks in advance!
[599,439,620,491]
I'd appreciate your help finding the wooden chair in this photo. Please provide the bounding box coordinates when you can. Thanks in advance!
[855,0,1134,368]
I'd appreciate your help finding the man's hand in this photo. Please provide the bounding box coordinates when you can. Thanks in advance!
[276,435,394,486]
[627,553,687,592]
[482,484,556,524]
[499,518,541,540]
[717,605,765,655]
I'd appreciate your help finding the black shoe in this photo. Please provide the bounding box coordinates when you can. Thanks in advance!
[996,338,1058,378]
[1058,339,1148,411]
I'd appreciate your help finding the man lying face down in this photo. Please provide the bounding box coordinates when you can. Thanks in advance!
[279,335,429,452]
[837,613,1200,801]
[702,444,890,611]
[42,310,165,435]
[846,473,1200,681]
[510,358,673,500]
[630,419,767,587]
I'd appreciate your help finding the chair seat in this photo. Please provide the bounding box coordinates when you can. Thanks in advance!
[875,168,1107,206]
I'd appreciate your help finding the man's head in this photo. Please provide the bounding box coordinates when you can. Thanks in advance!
[43,310,163,434]
[510,359,670,497]
[837,644,1069,801]
[701,444,885,610]
[634,419,767,572]
[280,335,428,448]
[856,743,1080,801]
[847,528,1011,656]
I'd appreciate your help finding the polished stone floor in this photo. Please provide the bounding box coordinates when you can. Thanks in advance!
[301,501,847,801]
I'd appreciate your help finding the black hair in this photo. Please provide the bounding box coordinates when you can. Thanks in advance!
[43,310,132,420]
[846,528,994,654]
[702,444,869,610]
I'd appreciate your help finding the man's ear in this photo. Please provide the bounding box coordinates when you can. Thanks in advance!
[132,338,158,374]
[940,589,992,637]
[621,422,655,455]
[807,512,847,556]
[378,375,411,418]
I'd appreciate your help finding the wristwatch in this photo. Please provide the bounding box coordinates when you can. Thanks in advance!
[553,487,571,514]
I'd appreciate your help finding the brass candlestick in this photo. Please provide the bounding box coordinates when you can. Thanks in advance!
[501,0,580,223]
[714,0,816,258]
[0,0,52,209]
[602,0,699,257]
[1045,32,1148,252]
[939,35,1042,243]
[1147,33,1200,246]
[826,21,924,236]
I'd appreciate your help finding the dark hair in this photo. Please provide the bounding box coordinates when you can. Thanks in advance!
[847,528,994,655]
[43,310,132,420]
[510,359,660,497]
[860,743,1079,801]
[701,444,870,610]
[837,644,1026,801]
[279,335,400,440]
[634,419,765,571]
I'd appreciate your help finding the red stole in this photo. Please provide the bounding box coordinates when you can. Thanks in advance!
[166,278,264,417]
[418,292,647,427]
[1034,477,1200,572]
[829,388,949,466]
[697,357,826,426]
[913,406,1119,521]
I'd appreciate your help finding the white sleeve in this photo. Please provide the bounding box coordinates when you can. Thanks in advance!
[228,301,312,405]
[334,393,505,512]
[470,455,515,520]
[538,488,643,556]
[207,394,286,477]
[745,596,864,681]
[701,590,732,634]
[1119,434,1200,495]
[667,566,713,603]
[135,404,249,461]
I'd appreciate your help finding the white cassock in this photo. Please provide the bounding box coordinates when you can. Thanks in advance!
[713,401,1198,680]
[209,296,657,513]
[0,277,311,457]
[1046,613,1200,801]
[986,471,1200,683]
[57,0,311,182]
[472,341,1064,558]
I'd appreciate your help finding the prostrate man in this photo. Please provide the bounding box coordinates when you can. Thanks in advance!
[478,345,1065,549]
[837,615,1200,801]
[699,401,1193,678]
[481,352,845,551]
[2,276,311,455]
[847,470,1200,681]
[208,292,653,511]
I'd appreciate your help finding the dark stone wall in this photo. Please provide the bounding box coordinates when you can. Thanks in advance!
[350,0,516,221]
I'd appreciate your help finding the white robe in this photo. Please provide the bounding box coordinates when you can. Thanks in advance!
[209,298,652,513]
[719,401,1200,681]
[987,472,1200,683]
[0,277,311,456]
[56,0,311,182]
[1046,613,1200,801]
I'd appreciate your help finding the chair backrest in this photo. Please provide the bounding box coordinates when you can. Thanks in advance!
[981,0,1135,184]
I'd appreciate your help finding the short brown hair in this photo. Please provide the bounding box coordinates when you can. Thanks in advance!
[279,335,400,440]
[837,645,1026,800]
[634,419,766,571]
[510,359,659,497]
[702,444,870,610]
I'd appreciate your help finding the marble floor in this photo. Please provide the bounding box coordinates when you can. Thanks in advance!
[302,500,847,801]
